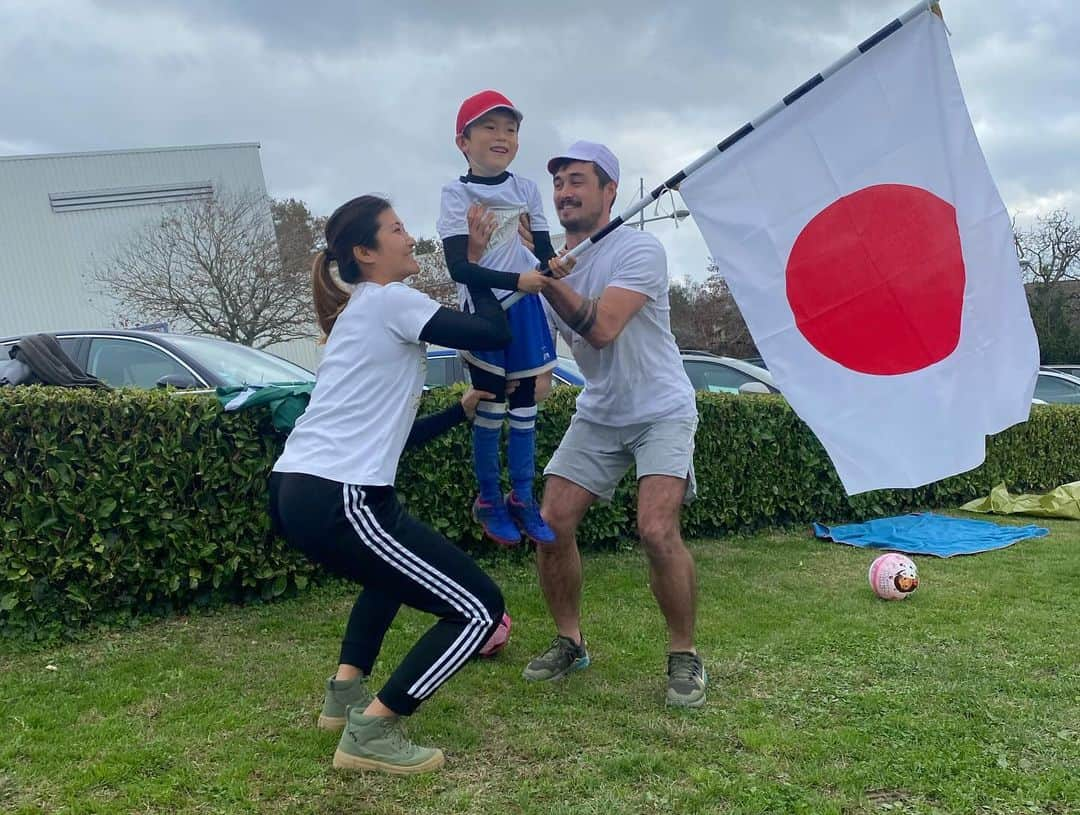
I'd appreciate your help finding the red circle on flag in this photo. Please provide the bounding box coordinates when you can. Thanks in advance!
[785,184,965,376]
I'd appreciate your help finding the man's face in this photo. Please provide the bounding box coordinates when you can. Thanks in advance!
[552,161,615,234]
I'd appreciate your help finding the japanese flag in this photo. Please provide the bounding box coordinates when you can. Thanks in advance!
[680,9,1038,495]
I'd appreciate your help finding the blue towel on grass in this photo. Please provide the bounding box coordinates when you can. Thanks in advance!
[813,512,1048,558]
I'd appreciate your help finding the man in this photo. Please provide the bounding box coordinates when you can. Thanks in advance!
[525,140,706,708]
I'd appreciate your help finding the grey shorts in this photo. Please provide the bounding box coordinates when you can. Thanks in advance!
[544,414,698,503]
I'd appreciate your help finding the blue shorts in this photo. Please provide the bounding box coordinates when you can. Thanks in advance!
[461,293,556,380]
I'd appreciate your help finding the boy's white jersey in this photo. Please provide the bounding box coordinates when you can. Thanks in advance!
[436,173,548,307]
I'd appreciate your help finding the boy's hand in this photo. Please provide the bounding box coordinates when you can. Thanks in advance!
[460,388,496,421]
[467,203,497,263]
[517,270,548,293]
[548,248,576,279]
[517,213,535,253]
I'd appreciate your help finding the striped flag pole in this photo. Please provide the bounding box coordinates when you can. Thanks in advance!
[502,0,941,310]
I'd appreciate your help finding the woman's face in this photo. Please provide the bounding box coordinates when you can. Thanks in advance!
[368,207,419,281]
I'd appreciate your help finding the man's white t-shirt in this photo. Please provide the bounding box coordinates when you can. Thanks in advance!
[546,226,696,426]
[273,282,441,486]
[436,173,548,307]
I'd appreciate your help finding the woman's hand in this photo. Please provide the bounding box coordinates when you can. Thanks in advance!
[535,371,553,403]
[460,388,496,421]
[517,270,548,293]
[467,203,497,263]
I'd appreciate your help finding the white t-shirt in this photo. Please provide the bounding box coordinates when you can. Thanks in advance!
[272,281,441,486]
[546,226,697,426]
[436,172,548,306]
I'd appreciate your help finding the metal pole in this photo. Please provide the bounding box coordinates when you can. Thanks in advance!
[638,177,645,230]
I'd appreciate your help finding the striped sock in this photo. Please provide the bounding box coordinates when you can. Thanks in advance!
[472,400,506,504]
[507,405,538,503]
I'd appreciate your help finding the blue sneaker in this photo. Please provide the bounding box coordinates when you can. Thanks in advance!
[472,496,521,548]
[506,491,556,545]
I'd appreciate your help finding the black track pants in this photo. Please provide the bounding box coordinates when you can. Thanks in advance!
[269,472,504,716]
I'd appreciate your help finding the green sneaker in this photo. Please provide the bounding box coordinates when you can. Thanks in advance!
[522,635,590,682]
[317,674,374,731]
[666,651,707,708]
[332,708,445,775]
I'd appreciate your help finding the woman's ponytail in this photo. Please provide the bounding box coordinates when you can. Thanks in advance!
[311,250,351,343]
[311,195,392,342]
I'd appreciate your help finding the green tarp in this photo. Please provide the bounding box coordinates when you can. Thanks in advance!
[215,383,314,433]
[961,481,1080,521]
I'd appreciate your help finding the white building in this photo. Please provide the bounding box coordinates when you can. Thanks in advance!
[0,143,321,370]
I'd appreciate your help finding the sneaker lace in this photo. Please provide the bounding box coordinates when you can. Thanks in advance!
[544,636,574,661]
[668,652,701,682]
[381,718,410,752]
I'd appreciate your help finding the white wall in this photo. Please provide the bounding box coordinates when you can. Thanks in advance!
[0,143,320,368]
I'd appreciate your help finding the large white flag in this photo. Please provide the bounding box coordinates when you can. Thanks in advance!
[680,9,1038,495]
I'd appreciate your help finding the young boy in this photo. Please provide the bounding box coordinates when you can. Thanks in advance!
[436,89,558,548]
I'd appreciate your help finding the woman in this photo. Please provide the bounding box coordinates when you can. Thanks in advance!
[268,194,515,775]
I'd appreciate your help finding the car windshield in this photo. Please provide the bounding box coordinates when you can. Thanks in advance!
[165,334,315,387]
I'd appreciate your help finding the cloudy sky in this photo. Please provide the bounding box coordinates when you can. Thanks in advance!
[1,0,1077,281]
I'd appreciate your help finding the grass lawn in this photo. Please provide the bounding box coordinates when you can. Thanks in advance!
[1,518,1077,814]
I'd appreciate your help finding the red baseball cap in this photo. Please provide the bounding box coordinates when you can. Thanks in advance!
[456,90,523,136]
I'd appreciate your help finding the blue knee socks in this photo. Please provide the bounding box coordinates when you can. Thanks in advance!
[507,404,538,503]
[472,400,506,503]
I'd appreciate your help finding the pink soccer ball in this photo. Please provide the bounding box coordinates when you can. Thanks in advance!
[868,553,919,600]
[478,612,512,657]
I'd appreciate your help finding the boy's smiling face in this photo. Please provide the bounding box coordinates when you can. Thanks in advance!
[456,108,520,176]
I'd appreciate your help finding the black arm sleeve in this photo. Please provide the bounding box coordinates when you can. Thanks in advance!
[418,285,511,351]
[405,403,467,450]
[532,230,556,266]
[442,235,522,291]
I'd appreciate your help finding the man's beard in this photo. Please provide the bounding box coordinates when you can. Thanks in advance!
[558,204,601,234]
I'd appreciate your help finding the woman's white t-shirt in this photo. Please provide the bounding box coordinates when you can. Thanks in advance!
[272,281,440,486]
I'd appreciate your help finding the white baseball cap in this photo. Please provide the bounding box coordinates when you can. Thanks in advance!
[547,140,620,185]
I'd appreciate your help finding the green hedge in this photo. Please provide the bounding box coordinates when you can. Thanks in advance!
[2,385,1078,641]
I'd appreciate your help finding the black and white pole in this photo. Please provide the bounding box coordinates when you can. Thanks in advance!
[501,0,941,310]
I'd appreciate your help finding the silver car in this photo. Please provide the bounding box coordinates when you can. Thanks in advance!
[1033,369,1080,405]
[680,353,780,395]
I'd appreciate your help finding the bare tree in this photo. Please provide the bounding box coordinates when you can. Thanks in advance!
[1014,209,1080,284]
[94,192,315,348]
[668,260,757,357]
[273,197,326,284]
[1015,209,1080,363]
[411,236,458,308]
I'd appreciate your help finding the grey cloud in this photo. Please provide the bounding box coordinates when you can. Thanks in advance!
[2,0,1077,279]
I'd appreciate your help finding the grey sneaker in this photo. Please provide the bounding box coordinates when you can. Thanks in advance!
[332,708,445,775]
[523,635,590,682]
[318,674,374,731]
[666,651,707,708]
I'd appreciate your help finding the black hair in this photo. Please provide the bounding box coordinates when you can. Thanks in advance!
[311,195,393,340]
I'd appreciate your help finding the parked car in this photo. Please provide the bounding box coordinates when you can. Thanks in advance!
[0,329,315,390]
[680,352,780,395]
[1041,364,1080,379]
[425,347,585,389]
[1033,369,1080,405]
[423,347,776,396]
